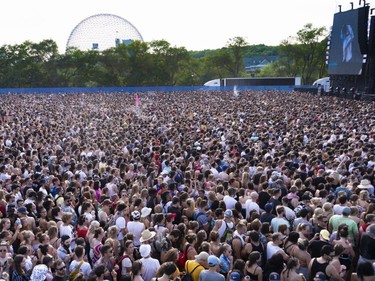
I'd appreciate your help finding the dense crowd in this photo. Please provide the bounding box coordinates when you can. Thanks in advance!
[0,90,374,281]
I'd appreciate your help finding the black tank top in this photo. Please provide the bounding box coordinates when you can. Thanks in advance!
[309,258,329,281]
[246,265,259,281]
[251,242,264,254]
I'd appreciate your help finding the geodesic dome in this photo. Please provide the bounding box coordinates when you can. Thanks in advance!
[66,13,143,52]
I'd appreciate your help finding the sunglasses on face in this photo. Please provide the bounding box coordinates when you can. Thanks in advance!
[58,266,66,270]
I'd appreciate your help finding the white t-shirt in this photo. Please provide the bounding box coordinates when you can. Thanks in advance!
[140,257,160,281]
[245,199,260,219]
[69,260,92,278]
[126,221,145,247]
[223,195,237,210]
[266,242,285,260]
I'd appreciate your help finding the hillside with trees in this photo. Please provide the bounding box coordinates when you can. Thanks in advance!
[0,23,328,88]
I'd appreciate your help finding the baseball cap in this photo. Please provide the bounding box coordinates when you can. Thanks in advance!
[224,209,233,218]
[314,271,326,281]
[131,210,141,220]
[17,206,27,214]
[320,229,330,241]
[229,271,241,281]
[269,272,281,281]
[207,255,220,267]
[342,207,351,216]
[264,203,273,212]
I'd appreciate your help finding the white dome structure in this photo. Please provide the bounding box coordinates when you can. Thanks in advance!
[66,13,143,51]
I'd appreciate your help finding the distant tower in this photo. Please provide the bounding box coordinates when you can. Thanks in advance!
[66,13,143,51]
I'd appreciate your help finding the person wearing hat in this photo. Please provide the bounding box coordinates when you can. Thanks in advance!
[140,207,152,229]
[307,230,331,258]
[308,245,345,281]
[30,263,50,281]
[313,271,326,281]
[212,209,234,242]
[198,255,225,281]
[357,179,374,196]
[185,251,209,281]
[140,229,157,244]
[260,203,275,223]
[140,244,160,281]
[328,206,358,245]
[127,211,145,247]
[268,272,281,281]
[17,205,36,230]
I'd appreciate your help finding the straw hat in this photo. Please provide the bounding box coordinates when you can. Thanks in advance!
[358,179,373,189]
[139,229,156,243]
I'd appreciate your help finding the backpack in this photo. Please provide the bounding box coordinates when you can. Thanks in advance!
[116,254,130,279]
[181,260,201,281]
[220,221,234,243]
[176,244,191,271]
[69,261,84,281]
[193,211,205,221]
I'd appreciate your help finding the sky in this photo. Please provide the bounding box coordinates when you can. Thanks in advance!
[0,0,369,53]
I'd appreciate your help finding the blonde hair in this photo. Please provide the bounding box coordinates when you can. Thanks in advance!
[20,230,34,243]
[359,190,369,201]
[107,225,118,238]
[61,212,73,223]
[88,220,100,234]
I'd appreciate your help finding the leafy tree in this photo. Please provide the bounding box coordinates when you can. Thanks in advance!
[261,24,327,84]
[226,36,248,77]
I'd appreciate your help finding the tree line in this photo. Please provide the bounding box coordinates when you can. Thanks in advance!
[0,24,328,88]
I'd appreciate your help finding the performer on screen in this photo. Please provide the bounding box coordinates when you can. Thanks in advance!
[341,24,354,62]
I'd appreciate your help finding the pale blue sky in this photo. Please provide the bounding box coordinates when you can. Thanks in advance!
[0,0,365,53]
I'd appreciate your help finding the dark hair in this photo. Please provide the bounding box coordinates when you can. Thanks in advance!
[248,251,261,266]
[357,261,375,279]
[74,246,84,258]
[282,257,299,278]
[94,264,106,276]
[132,260,142,275]
[320,245,333,256]
[163,261,177,276]
[42,255,53,266]
[286,231,299,244]
[100,244,111,255]
[249,230,260,243]
[13,254,25,275]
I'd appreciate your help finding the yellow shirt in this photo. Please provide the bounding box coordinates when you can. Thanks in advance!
[185,260,204,281]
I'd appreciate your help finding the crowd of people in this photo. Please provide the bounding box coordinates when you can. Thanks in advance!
[0,89,374,281]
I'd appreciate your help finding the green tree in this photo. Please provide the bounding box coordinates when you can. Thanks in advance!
[226,36,249,77]
[262,24,327,84]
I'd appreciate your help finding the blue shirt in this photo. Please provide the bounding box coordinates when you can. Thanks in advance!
[219,254,230,274]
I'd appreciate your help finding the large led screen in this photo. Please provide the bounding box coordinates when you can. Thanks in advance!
[328,7,368,75]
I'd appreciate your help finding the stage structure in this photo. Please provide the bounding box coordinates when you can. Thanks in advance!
[327,2,375,100]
